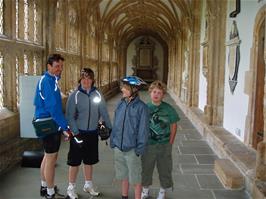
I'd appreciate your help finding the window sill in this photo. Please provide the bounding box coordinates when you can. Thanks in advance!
[0,108,16,120]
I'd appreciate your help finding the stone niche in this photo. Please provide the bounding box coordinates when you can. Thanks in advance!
[132,36,158,83]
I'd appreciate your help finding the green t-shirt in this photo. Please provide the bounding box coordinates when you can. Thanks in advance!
[147,101,180,145]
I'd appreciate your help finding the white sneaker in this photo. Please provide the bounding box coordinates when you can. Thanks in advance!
[141,188,149,199]
[157,190,165,199]
[83,185,100,196]
[66,185,78,199]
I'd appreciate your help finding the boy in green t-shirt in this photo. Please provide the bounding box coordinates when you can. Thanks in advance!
[141,80,180,199]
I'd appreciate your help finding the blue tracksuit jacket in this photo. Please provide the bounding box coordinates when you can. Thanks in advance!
[34,71,68,131]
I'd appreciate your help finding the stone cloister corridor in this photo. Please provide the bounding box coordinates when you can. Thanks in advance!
[1,0,266,198]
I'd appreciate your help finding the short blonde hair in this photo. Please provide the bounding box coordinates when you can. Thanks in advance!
[149,80,167,94]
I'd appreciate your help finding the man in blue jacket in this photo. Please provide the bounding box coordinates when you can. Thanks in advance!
[110,76,149,199]
[34,54,70,199]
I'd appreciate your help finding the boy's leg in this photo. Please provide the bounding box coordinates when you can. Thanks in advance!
[156,143,173,199]
[122,179,129,197]
[126,150,142,199]
[134,183,142,199]
[141,145,157,187]
[113,148,129,197]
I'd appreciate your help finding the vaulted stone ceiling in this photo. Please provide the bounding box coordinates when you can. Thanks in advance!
[97,0,193,43]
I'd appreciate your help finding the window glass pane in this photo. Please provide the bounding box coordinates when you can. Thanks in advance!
[24,0,29,40]
[0,0,4,35]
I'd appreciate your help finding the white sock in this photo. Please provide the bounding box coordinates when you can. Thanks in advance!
[85,180,93,188]
[157,188,165,199]
[142,187,149,193]
[41,180,47,187]
[68,182,76,189]
[159,188,165,193]
[47,187,55,196]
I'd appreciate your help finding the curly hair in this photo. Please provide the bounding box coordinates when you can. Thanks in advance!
[149,80,167,94]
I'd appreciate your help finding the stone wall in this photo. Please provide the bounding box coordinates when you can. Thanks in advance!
[0,111,42,175]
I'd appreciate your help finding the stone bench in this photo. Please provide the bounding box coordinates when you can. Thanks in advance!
[214,159,244,189]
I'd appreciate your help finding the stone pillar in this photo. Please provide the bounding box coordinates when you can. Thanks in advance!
[254,20,266,181]
[256,141,266,180]
[204,0,226,125]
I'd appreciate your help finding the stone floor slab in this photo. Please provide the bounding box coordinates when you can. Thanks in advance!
[195,154,219,164]
[197,174,225,190]
[173,174,201,190]
[213,190,250,199]
[181,140,210,147]
[181,164,214,174]
[179,146,215,154]
[176,154,198,164]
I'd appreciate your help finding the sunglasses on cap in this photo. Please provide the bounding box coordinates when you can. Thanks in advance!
[80,69,94,79]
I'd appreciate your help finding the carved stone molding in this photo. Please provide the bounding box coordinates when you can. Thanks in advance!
[226,20,241,94]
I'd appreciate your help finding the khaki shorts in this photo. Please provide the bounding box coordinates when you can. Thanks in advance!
[113,148,142,185]
[141,143,173,189]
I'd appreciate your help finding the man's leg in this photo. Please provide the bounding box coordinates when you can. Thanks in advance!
[44,152,58,189]
[40,156,47,196]
[42,133,63,198]
[41,155,46,181]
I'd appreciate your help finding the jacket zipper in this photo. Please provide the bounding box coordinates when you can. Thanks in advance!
[120,102,130,151]
[87,97,91,130]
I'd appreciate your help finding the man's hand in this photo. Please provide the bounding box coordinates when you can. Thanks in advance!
[63,130,73,141]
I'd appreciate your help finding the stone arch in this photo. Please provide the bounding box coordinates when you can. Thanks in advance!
[245,5,266,149]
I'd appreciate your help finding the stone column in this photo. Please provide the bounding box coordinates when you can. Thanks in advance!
[255,25,266,180]
[204,0,226,125]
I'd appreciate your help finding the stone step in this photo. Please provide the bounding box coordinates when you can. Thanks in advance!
[214,159,244,189]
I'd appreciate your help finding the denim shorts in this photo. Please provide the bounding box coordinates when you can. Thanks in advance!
[113,148,142,185]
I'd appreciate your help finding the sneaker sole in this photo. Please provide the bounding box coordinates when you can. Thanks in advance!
[65,195,78,199]
[83,189,100,196]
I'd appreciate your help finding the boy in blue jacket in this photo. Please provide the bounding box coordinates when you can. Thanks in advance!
[110,76,149,199]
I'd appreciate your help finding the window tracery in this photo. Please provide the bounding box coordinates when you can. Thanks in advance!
[68,2,79,53]
[55,0,66,50]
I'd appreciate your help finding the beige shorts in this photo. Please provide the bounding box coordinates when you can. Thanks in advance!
[113,148,142,185]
